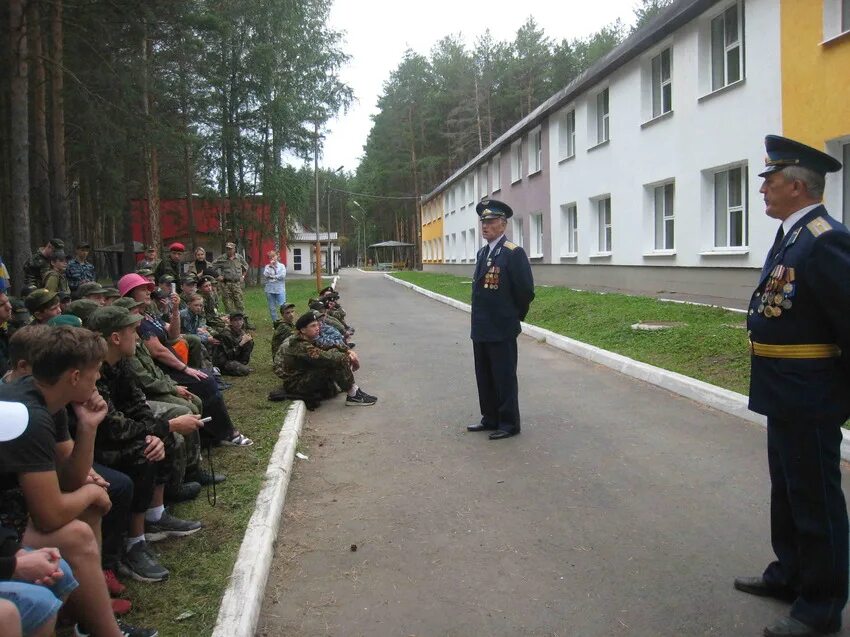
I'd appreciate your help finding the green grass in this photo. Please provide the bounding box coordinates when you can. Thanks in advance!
[393,271,752,395]
[117,279,327,636]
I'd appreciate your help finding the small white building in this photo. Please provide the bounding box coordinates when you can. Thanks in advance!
[285,222,340,275]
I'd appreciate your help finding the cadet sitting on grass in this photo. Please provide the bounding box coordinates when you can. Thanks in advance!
[271,303,296,356]
[273,311,376,408]
[212,312,253,376]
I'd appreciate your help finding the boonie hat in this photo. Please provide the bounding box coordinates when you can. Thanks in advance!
[117,273,155,297]
[25,289,59,313]
[87,306,143,335]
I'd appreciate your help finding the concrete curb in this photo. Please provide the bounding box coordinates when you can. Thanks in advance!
[211,400,307,637]
[384,274,850,460]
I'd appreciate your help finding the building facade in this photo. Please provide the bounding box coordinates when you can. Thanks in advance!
[419,0,845,302]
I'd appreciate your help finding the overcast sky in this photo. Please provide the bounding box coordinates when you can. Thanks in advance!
[315,0,640,173]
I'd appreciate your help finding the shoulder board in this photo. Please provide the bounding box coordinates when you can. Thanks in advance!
[806,217,834,238]
[503,241,517,250]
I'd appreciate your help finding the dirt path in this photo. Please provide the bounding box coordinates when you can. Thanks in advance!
[257,270,848,637]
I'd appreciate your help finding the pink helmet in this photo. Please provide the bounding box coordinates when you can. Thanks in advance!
[118,273,155,297]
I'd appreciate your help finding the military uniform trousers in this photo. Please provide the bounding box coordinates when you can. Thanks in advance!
[148,400,202,497]
[220,281,245,313]
[472,339,519,434]
[762,415,848,633]
[282,363,354,400]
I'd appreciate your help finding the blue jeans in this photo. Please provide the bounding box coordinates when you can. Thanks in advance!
[0,555,77,635]
[266,291,286,323]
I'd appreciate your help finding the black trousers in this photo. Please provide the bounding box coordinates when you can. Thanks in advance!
[472,339,520,433]
[95,463,133,570]
[166,367,235,442]
[763,417,848,632]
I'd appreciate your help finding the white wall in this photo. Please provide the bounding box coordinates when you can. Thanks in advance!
[547,0,781,269]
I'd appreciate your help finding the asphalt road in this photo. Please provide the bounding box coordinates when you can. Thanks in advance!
[257,269,848,637]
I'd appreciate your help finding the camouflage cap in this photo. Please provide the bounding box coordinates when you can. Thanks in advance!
[86,306,142,335]
[112,297,145,311]
[77,282,108,297]
[10,299,31,322]
[24,289,60,313]
[158,274,175,284]
[102,287,121,299]
[67,299,100,322]
[136,267,154,277]
[48,314,83,328]
[50,250,67,262]
[48,238,65,249]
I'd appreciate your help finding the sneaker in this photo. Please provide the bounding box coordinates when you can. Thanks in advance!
[75,621,158,637]
[119,541,169,583]
[185,468,226,485]
[103,568,127,597]
[111,598,132,615]
[359,389,378,402]
[164,481,201,503]
[345,389,376,406]
[144,510,202,542]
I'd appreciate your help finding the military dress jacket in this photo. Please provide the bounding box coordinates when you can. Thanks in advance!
[470,235,535,342]
[747,206,850,422]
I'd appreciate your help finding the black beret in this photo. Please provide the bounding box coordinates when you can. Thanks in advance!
[295,311,319,330]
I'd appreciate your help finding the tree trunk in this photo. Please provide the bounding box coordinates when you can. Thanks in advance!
[406,103,422,269]
[10,0,32,294]
[474,74,483,153]
[49,0,70,243]
[28,0,52,241]
[142,32,161,253]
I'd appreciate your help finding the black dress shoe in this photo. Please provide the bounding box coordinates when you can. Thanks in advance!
[164,481,201,503]
[734,576,797,603]
[763,616,832,636]
[488,430,519,440]
[466,423,497,432]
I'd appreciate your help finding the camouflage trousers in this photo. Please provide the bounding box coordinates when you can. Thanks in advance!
[220,281,245,313]
[282,362,355,399]
[148,399,201,496]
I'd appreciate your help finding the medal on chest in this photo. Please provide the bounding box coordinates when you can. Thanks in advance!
[483,246,502,290]
[758,265,795,317]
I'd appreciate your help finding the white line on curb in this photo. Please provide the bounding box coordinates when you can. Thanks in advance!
[212,400,307,637]
[384,274,850,461]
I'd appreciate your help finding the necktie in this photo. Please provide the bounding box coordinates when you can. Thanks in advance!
[769,226,785,259]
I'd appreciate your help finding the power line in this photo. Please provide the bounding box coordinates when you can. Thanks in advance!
[327,187,419,201]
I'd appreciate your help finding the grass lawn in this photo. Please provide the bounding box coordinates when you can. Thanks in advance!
[392,271,752,395]
[114,278,329,636]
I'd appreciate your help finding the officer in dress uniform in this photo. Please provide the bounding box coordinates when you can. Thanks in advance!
[733,136,848,637]
[466,198,535,440]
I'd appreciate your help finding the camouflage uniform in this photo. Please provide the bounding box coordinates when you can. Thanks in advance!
[42,270,70,295]
[211,254,248,313]
[271,320,295,357]
[200,289,227,332]
[23,251,50,287]
[273,333,353,400]
[147,400,201,497]
[213,326,253,376]
[324,314,347,336]
[327,306,347,326]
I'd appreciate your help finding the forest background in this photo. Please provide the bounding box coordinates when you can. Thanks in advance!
[0,0,669,292]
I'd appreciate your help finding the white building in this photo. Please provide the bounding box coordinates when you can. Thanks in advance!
[285,222,340,275]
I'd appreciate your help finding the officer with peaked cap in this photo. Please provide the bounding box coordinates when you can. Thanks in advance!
[466,197,534,440]
[733,135,848,637]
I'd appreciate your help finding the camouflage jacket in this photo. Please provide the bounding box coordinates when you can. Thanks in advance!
[95,358,170,465]
[327,306,347,325]
[214,327,249,362]
[65,259,95,290]
[273,333,348,381]
[128,341,180,400]
[316,321,346,349]
[271,321,295,357]
[211,254,247,282]
[23,251,50,287]
[200,290,226,329]
[42,271,70,295]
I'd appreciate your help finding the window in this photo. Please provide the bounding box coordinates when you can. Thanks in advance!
[559,109,576,160]
[512,217,524,248]
[714,166,748,247]
[824,0,850,39]
[530,213,544,257]
[597,197,612,252]
[651,48,672,117]
[561,204,578,255]
[460,230,467,260]
[479,164,488,199]
[511,140,522,182]
[711,3,743,91]
[654,183,675,250]
[492,154,501,192]
[466,174,474,205]
[596,88,610,144]
[293,248,302,271]
[844,0,850,31]
[451,233,457,260]
[842,143,849,225]
[528,127,542,174]
[469,227,477,256]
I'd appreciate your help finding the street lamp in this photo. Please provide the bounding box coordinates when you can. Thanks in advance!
[326,165,344,275]
[349,214,361,267]
[352,200,367,268]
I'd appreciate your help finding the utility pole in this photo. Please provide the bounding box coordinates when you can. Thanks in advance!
[326,165,343,274]
[313,121,321,293]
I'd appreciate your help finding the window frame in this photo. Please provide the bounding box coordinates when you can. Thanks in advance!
[561,203,578,256]
[492,153,501,192]
[653,182,675,251]
[596,197,612,253]
[530,213,544,257]
[651,48,673,118]
[710,2,744,92]
[596,88,610,144]
[510,140,523,183]
[713,165,748,248]
[528,127,543,175]
[512,216,524,248]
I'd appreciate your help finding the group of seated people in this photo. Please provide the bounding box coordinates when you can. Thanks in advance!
[0,257,259,636]
[270,286,377,410]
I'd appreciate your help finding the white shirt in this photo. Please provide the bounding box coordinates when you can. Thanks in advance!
[487,234,506,253]
[782,203,821,235]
